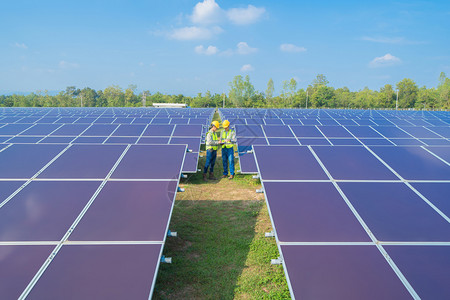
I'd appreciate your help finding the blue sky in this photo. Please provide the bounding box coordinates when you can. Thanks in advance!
[1,0,449,96]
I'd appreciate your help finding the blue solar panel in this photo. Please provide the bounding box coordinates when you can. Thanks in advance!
[339,182,450,241]
[370,146,450,180]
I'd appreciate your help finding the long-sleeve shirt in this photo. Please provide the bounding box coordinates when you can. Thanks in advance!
[221,129,237,144]
[206,130,220,147]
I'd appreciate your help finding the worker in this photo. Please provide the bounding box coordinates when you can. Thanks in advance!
[203,121,220,181]
[221,120,236,179]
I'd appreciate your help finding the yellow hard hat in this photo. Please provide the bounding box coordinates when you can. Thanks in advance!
[222,120,230,128]
[211,121,220,128]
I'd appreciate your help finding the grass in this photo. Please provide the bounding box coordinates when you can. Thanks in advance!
[153,110,290,299]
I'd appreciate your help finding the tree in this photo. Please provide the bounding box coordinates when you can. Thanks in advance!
[125,84,138,106]
[228,75,255,107]
[312,74,329,88]
[378,84,395,108]
[281,78,297,107]
[103,85,124,106]
[265,78,274,107]
[437,72,450,109]
[396,78,418,108]
[416,86,438,109]
[79,87,98,107]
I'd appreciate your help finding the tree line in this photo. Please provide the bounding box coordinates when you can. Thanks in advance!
[1,73,449,110]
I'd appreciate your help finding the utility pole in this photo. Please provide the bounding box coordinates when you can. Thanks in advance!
[306,90,308,109]
[396,90,399,110]
[223,94,225,108]
[142,91,147,107]
[80,94,83,107]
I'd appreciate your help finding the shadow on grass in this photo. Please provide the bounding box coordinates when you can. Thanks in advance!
[153,200,263,299]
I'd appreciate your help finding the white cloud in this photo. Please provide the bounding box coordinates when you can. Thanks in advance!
[13,42,28,49]
[169,26,223,40]
[237,42,257,55]
[241,64,254,72]
[191,0,223,24]
[195,45,219,55]
[59,60,79,69]
[280,43,306,53]
[361,36,423,45]
[369,53,401,68]
[227,5,265,25]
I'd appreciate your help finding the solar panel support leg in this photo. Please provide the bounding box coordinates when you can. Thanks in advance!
[256,188,264,193]
[252,175,260,179]
[167,230,178,237]
[271,257,283,265]
[181,174,188,178]
[177,187,185,192]
[265,231,275,238]
[161,256,172,264]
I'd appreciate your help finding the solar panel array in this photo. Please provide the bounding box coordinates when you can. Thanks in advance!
[218,109,450,174]
[0,143,187,299]
[0,107,214,299]
[0,107,214,173]
[218,109,450,299]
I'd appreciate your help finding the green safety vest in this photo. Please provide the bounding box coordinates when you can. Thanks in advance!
[221,129,235,148]
[206,131,219,150]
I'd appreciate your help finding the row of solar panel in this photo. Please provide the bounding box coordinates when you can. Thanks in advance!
[235,124,450,139]
[0,144,187,299]
[219,108,450,118]
[220,117,450,126]
[0,124,202,137]
[0,116,211,124]
[253,145,450,299]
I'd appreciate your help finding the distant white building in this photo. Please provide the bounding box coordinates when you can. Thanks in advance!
[152,103,186,108]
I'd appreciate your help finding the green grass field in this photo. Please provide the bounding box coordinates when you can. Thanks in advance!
[152,111,290,299]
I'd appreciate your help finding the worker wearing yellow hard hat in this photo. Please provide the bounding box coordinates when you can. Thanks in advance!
[203,120,220,181]
[220,120,236,179]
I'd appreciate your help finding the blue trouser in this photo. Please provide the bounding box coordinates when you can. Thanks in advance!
[222,147,235,176]
[203,149,217,173]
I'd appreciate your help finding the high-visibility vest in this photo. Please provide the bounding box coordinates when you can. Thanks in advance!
[206,131,219,150]
[221,129,235,148]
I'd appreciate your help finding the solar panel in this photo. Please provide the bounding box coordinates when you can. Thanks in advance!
[370,146,450,180]
[399,126,441,138]
[253,146,328,180]
[69,181,177,241]
[142,124,174,136]
[80,124,118,136]
[20,124,61,135]
[0,124,33,135]
[280,245,411,299]
[263,125,294,137]
[0,181,101,241]
[268,138,299,145]
[26,244,162,299]
[317,125,352,138]
[0,245,54,299]
[111,124,146,136]
[50,124,90,136]
[425,146,450,163]
[264,182,370,242]
[339,182,450,241]
[0,144,66,178]
[345,126,383,138]
[313,146,398,180]
[290,125,324,137]
[38,145,126,179]
[411,183,450,217]
[111,144,186,179]
[384,246,450,299]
